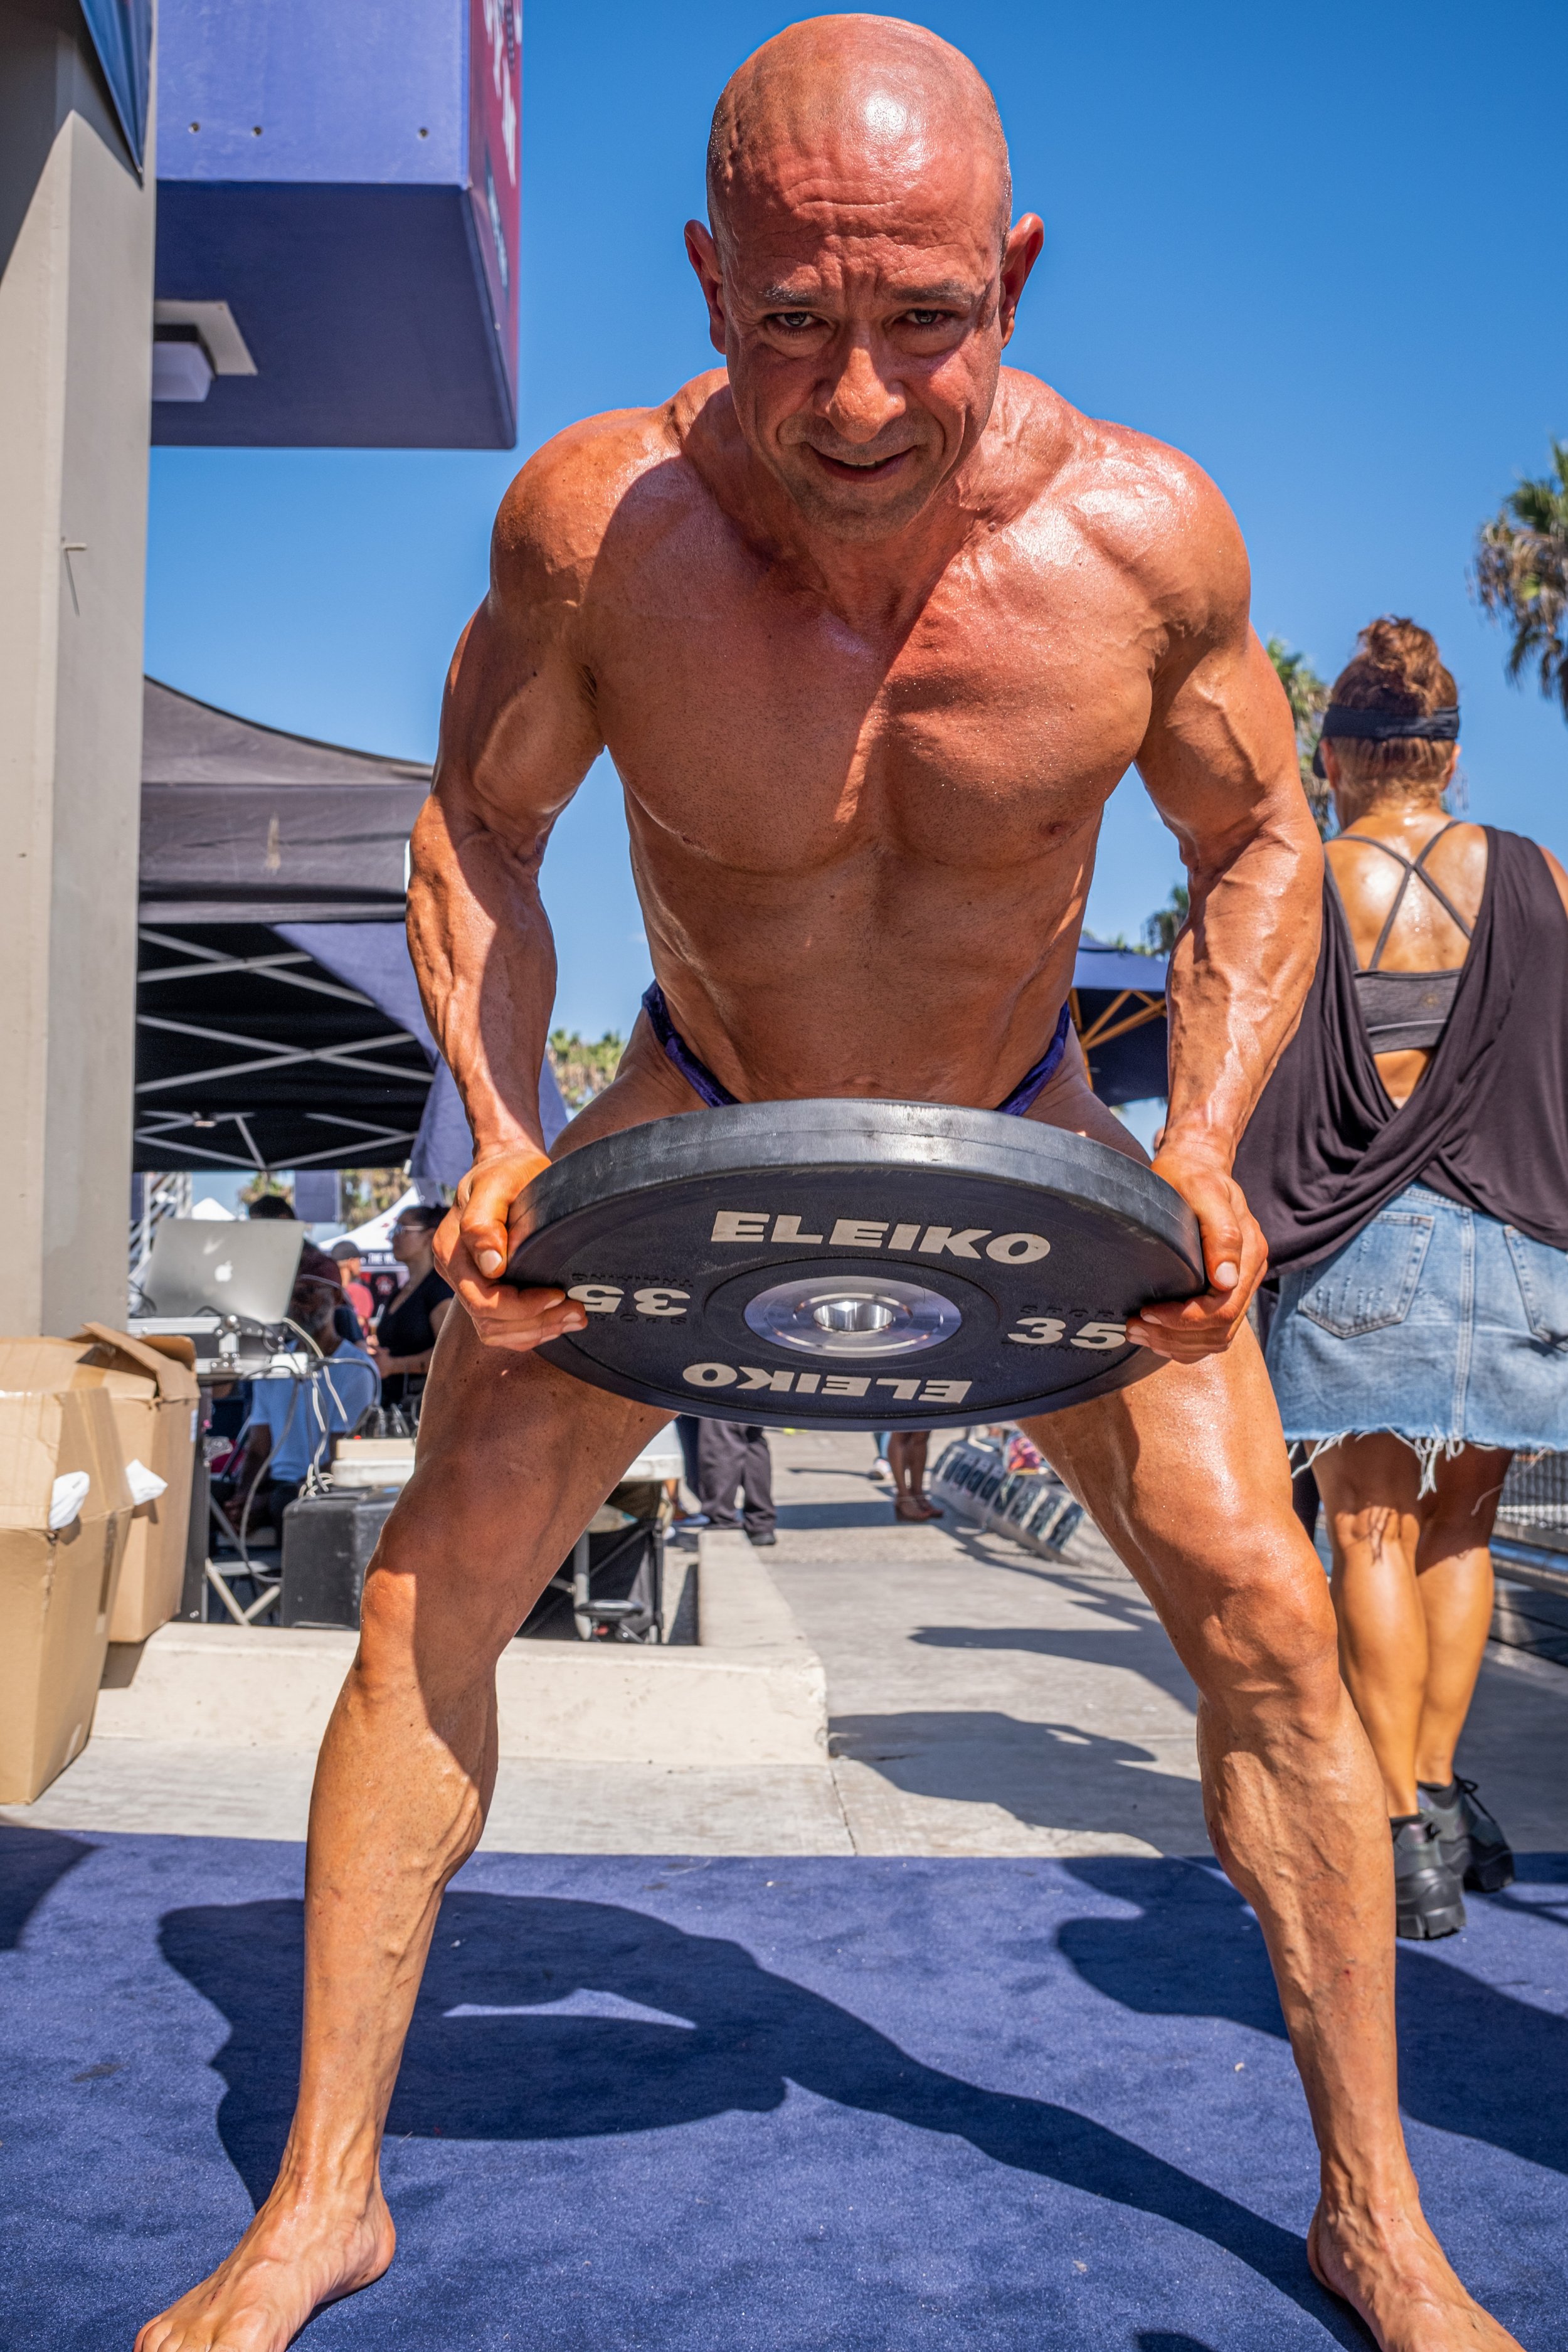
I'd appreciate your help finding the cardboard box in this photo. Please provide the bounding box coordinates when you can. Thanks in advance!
[0,1328,199,1645]
[73,1325,199,1643]
[0,1380,132,1803]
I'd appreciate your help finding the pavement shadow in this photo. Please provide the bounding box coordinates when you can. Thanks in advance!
[1061,1856,1568,2178]
[0,1823,95,1951]
[830,1708,1209,1847]
[913,1618,1199,1718]
[157,1889,1360,2339]
[776,1500,906,1531]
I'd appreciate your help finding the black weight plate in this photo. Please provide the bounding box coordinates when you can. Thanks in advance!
[505,1100,1203,1430]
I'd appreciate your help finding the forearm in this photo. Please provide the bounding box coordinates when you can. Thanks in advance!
[1162,807,1322,1169]
[407,795,557,1157]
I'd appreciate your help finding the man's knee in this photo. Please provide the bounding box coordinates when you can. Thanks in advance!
[1182,1538,1342,1723]
[353,1456,541,1685]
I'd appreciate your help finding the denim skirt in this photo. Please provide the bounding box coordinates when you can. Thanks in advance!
[1265,1183,1568,1454]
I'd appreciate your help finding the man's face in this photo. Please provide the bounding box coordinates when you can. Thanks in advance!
[292,1279,339,1340]
[688,152,1039,542]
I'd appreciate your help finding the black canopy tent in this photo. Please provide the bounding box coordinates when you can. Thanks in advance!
[1070,936,1170,1104]
[134,680,1169,1174]
[135,679,469,1175]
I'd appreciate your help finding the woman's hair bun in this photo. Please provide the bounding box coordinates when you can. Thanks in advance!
[1332,616,1454,716]
[1326,617,1459,790]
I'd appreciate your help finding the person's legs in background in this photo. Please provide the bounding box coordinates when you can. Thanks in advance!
[871,1429,893,1485]
[1313,1435,1514,1935]
[672,1414,706,1531]
[696,1419,776,1544]
[888,1429,940,1522]
[695,1416,743,1528]
[674,1414,701,1499]
[738,1426,776,1544]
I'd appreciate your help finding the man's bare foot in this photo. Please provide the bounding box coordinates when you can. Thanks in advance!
[135,2183,395,2352]
[1308,2196,1526,2350]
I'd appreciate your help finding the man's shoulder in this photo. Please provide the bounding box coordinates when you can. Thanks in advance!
[493,373,727,578]
[1002,373,1247,618]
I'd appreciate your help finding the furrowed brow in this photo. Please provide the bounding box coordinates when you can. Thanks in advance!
[756,281,977,309]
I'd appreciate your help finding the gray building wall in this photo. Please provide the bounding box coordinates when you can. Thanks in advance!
[0,3,155,1333]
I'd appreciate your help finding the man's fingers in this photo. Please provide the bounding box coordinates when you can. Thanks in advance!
[454,1274,588,1353]
[458,1167,523,1281]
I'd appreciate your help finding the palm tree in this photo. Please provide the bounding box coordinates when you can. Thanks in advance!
[1142,882,1189,955]
[548,1027,626,1108]
[1474,440,1568,721]
[1266,637,1332,832]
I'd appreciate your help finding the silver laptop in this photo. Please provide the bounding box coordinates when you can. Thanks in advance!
[138,1221,304,1324]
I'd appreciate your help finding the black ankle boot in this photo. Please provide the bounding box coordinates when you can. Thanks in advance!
[1391,1814,1466,1940]
[1419,1776,1515,1894]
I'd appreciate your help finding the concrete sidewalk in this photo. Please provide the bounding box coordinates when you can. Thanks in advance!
[7,1428,1568,1856]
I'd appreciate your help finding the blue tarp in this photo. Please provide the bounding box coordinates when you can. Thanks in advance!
[1074,933,1168,995]
[1073,933,1168,1106]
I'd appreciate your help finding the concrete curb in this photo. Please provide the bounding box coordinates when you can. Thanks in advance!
[90,1531,829,1768]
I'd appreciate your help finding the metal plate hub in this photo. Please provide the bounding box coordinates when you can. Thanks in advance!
[504,1099,1202,1429]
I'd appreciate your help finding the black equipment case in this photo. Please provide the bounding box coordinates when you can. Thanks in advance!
[279,1486,402,1629]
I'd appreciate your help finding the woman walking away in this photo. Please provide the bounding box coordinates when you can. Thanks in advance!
[1237,618,1568,1940]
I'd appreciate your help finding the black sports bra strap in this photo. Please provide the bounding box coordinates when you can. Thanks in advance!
[1337,822,1473,968]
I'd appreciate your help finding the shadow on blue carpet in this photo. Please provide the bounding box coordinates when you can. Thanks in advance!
[4,1828,1565,2351]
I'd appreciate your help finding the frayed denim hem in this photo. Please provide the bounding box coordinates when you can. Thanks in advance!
[1293,1431,1475,1499]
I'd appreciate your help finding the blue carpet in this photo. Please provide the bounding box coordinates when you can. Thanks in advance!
[4,1830,1567,2349]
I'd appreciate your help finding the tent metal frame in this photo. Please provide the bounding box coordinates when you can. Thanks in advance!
[133,919,434,1173]
[1069,985,1167,1093]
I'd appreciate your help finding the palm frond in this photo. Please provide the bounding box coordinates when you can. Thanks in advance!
[1473,440,1568,722]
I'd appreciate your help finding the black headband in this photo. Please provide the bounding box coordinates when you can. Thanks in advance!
[1311,704,1459,778]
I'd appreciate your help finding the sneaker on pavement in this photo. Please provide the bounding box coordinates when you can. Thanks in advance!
[747,1530,778,1547]
[1391,1814,1466,1940]
[1419,1776,1515,1894]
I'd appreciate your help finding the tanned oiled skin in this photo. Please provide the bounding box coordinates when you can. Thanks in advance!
[136,21,1525,2352]
[415,376,1313,1358]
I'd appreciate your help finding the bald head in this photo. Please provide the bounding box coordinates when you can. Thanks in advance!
[687,18,1039,543]
[707,16,1012,258]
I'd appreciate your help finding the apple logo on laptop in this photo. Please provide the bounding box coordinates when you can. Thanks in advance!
[214,1261,233,1283]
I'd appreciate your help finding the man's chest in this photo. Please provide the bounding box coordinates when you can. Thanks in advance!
[590,522,1160,874]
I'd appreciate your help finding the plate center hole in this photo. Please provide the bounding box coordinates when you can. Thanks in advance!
[813,1296,896,1334]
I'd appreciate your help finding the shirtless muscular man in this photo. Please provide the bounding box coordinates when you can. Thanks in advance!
[140,19,1524,2351]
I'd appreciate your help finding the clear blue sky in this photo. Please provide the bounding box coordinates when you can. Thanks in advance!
[146,0,1568,1042]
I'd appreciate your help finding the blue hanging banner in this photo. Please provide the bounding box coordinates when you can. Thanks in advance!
[78,0,153,174]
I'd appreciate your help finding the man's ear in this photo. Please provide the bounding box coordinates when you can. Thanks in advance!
[685,220,728,355]
[997,214,1045,347]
